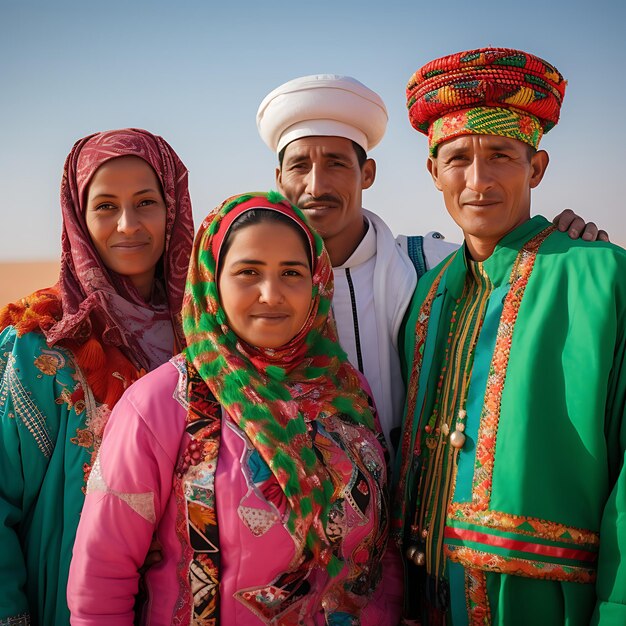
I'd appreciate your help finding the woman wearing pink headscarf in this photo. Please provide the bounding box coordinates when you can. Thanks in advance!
[0,129,194,626]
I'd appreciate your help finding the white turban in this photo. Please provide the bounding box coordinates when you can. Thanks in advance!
[257,74,388,154]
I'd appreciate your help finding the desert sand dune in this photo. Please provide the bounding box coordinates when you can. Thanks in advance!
[0,261,60,307]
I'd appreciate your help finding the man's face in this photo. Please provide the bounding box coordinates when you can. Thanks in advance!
[428,135,548,257]
[276,136,375,264]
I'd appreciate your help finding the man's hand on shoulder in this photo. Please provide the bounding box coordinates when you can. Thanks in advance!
[552,209,610,242]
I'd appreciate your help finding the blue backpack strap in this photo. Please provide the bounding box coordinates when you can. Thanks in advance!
[406,235,427,279]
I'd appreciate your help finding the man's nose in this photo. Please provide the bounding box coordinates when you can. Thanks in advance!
[304,164,330,198]
[466,158,494,194]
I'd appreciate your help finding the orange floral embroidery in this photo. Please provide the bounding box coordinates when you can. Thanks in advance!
[465,567,491,626]
[470,227,555,509]
[34,353,60,376]
[55,379,86,414]
[447,545,595,584]
[447,505,599,547]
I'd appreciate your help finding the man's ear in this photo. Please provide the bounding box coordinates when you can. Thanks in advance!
[530,150,549,189]
[427,156,443,191]
[275,165,282,191]
[361,158,376,190]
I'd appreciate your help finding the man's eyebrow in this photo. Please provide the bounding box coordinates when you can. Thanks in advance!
[323,152,352,160]
[439,146,467,157]
[486,142,517,152]
[285,151,352,162]
[285,153,310,163]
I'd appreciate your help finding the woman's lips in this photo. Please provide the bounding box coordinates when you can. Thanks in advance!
[111,241,149,249]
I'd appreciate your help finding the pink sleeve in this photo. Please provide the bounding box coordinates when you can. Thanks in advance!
[67,383,177,625]
[362,542,404,625]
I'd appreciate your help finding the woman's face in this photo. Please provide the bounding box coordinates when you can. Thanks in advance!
[85,155,167,300]
[218,220,313,349]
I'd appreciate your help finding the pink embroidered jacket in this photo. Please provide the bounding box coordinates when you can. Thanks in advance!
[68,360,403,625]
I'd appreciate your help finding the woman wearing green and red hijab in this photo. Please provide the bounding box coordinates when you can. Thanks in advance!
[68,191,402,624]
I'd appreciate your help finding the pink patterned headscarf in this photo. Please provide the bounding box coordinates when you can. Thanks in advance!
[44,128,194,371]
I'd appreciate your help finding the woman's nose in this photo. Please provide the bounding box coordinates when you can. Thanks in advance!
[117,207,141,234]
[258,276,285,305]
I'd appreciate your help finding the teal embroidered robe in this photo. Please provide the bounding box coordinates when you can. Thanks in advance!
[396,216,626,625]
[0,328,93,626]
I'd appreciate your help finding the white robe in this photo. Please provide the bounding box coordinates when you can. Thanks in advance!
[332,209,457,455]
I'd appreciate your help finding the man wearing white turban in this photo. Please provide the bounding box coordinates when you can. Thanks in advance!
[257,74,605,455]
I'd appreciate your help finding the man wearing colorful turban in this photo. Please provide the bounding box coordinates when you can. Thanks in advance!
[393,48,626,625]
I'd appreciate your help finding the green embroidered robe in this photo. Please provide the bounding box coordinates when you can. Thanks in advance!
[397,216,626,625]
[1,328,98,626]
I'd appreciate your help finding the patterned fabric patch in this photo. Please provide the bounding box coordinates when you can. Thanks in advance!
[235,570,312,624]
[190,555,219,620]
[238,505,279,537]
[87,456,155,524]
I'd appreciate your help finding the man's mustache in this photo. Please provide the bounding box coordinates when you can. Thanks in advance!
[299,194,342,208]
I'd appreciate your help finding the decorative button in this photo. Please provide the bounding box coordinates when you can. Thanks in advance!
[406,545,419,561]
[450,430,466,449]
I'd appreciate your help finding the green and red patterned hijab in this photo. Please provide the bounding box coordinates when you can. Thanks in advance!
[182,191,375,574]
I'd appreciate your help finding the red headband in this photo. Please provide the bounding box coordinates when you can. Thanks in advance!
[211,196,316,276]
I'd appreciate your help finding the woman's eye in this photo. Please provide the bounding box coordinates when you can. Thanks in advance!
[283,270,302,277]
[138,199,157,208]
[95,203,116,211]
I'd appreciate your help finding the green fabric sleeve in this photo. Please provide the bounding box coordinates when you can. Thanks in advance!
[592,314,626,625]
[0,327,75,623]
[0,327,38,620]
[0,324,95,625]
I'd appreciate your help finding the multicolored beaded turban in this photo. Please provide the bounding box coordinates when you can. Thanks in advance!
[406,47,567,155]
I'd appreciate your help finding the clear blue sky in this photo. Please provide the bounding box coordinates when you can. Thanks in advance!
[1,0,624,261]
